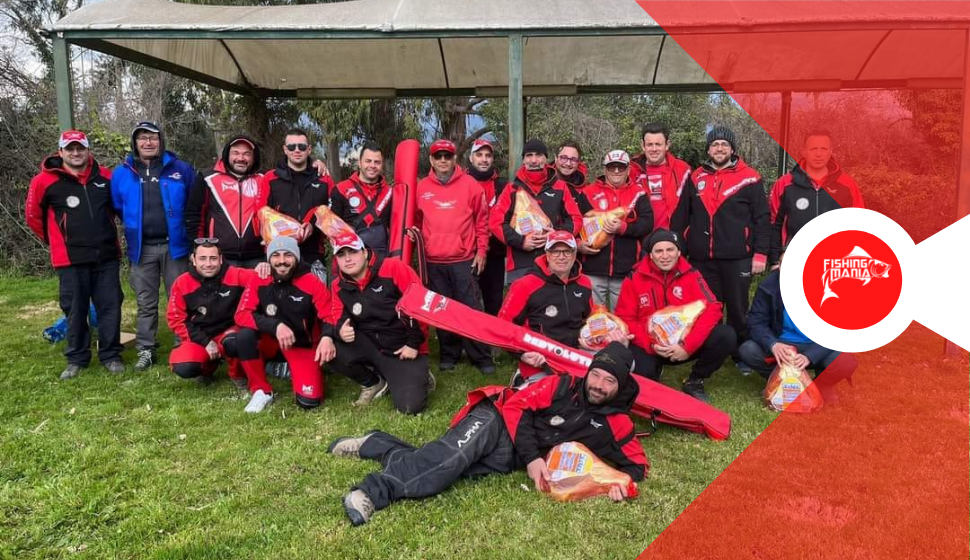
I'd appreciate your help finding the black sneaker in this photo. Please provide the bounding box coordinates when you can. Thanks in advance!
[104,361,126,374]
[438,362,456,372]
[59,364,82,380]
[682,379,711,403]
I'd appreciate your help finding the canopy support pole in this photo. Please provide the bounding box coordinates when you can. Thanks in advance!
[508,33,524,177]
[777,90,792,178]
[53,35,75,132]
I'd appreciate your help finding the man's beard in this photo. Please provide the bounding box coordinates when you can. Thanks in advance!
[272,264,295,281]
[585,384,610,405]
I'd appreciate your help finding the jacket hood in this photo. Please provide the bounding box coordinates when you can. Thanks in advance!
[220,134,261,177]
[530,254,583,284]
[558,164,587,187]
[336,249,382,288]
[791,158,843,187]
[272,157,317,181]
[466,166,497,182]
[576,368,640,415]
[700,155,747,174]
[426,165,467,187]
[41,154,97,183]
[130,122,166,160]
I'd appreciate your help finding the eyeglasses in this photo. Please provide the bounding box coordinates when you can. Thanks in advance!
[432,152,455,160]
[547,249,576,258]
[710,141,732,149]
[194,237,220,245]
[285,143,309,152]
[557,155,580,165]
[136,135,159,143]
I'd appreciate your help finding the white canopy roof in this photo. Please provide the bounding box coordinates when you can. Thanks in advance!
[47,0,969,97]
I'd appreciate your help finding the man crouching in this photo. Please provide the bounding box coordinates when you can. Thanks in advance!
[329,342,648,526]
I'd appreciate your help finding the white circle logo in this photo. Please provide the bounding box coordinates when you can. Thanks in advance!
[795,197,810,210]
[266,304,278,317]
[599,200,608,210]
[352,302,363,316]
[66,196,80,208]
[349,197,361,208]
[545,305,558,318]
[198,306,207,316]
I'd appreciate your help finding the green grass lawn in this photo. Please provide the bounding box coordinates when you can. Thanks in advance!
[0,276,776,560]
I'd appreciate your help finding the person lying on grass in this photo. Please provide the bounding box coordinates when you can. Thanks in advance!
[329,342,648,526]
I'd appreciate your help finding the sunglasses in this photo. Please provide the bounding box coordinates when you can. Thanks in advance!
[432,152,455,160]
[194,237,220,245]
[605,163,628,172]
[285,143,309,152]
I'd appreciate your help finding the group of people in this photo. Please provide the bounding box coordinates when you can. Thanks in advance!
[26,120,862,525]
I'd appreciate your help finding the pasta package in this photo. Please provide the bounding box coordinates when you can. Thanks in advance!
[258,207,302,244]
[580,208,628,250]
[313,205,358,240]
[544,441,638,502]
[648,301,705,346]
[763,362,823,413]
[579,306,629,350]
[511,189,553,236]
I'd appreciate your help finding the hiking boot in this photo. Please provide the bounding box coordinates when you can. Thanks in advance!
[353,378,388,407]
[59,364,82,380]
[438,362,456,372]
[477,363,496,375]
[682,379,711,403]
[230,377,250,392]
[343,489,375,526]
[735,361,754,377]
[134,350,155,371]
[426,370,436,394]
[104,361,126,374]
[328,432,375,459]
[266,361,291,380]
[244,389,274,413]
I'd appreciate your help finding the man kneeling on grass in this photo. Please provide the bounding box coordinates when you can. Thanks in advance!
[329,342,648,526]
[167,238,270,387]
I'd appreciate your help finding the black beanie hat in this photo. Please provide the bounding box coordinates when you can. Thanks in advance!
[706,125,737,151]
[589,342,635,387]
[522,139,548,157]
[646,228,679,253]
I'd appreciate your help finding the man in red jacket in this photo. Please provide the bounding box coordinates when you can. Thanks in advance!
[26,130,125,380]
[328,233,432,413]
[769,131,865,265]
[329,342,647,526]
[576,149,654,309]
[167,238,269,387]
[415,139,494,374]
[234,236,335,413]
[671,126,770,375]
[489,139,583,285]
[615,229,736,402]
[629,123,692,231]
[330,141,394,256]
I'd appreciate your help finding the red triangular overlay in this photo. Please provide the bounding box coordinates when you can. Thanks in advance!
[634,2,969,558]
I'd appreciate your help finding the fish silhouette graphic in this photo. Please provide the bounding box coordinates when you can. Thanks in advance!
[820,246,891,306]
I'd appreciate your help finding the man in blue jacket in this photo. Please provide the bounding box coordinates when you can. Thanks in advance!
[738,251,857,402]
[111,121,196,370]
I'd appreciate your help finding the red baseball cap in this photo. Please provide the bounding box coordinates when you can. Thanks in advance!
[544,230,578,251]
[58,130,89,149]
[331,232,365,252]
[430,139,456,155]
[471,139,493,153]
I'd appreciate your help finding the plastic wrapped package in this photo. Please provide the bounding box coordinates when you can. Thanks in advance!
[648,301,706,346]
[579,306,629,350]
[313,205,358,240]
[258,207,302,244]
[763,362,823,413]
[580,208,628,250]
[543,441,638,502]
[511,189,553,236]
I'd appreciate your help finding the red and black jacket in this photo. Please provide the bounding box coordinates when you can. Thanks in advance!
[494,374,647,481]
[769,159,864,263]
[235,263,334,348]
[185,134,264,261]
[167,265,254,346]
[576,176,654,277]
[489,165,583,271]
[629,152,691,231]
[614,256,723,356]
[558,163,589,202]
[257,162,333,262]
[330,172,394,254]
[467,166,509,259]
[330,252,426,354]
[671,157,770,262]
[26,155,119,269]
[498,255,594,348]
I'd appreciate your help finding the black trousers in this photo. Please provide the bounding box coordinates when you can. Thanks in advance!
[56,259,124,366]
[630,324,736,382]
[478,252,506,316]
[355,401,516,511]
[331,332,430,414]
[427,259,493,367]
[694,258,751,359]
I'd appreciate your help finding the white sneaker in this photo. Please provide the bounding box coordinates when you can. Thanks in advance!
[244,389,274,413]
